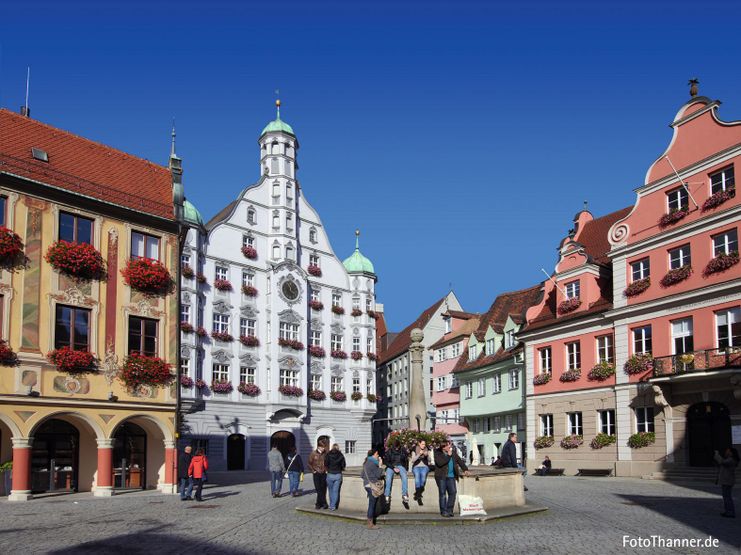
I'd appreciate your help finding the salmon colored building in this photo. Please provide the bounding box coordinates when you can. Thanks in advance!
[0,108,183,500]
[520,89,741,477]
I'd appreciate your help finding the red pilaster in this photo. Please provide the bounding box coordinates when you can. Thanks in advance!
[9,438,32,501]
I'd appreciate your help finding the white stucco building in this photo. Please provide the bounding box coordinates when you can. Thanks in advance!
[179,102,378,469]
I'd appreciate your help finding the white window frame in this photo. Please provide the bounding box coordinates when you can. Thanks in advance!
[437,376,447,391]
[331,334,343,351]
[671,317,694,355]
[667,187,688,212]
[212,363,230,382]
[564,280,580,299]
[492,373,501,394]
[477,377,485,397]
[635,407,655,433]
[712,229,738,257]
[279,322,299,341]
[508,369,519,390]
[631,258,650,281]
[212,313,230,334]
[240,366,256,385]
[710,165,735,195]
[540,414,553,437]
[596,335,614,364]
[566,341,580,370]
[451,343,460,357]
[599,409,616,435]
[669,244,691,269]
[567,412,583,436]
[240,317,256,338]
[716,307,741,349]
[464,382,473,399]
[632,325,652,355]
[310,374,322,392]
[539,347,552,374]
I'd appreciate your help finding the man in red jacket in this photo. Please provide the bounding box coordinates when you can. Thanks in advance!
[188,448,209,502]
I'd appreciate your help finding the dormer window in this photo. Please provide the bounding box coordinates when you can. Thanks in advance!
[710,166,735,195]
[309,227,317,243]
[485,338,495,356]
[564,280,580,299]
[504,330,515,349]
[444,317,451,334]
[468,344,477,359]
[667,187,689,212]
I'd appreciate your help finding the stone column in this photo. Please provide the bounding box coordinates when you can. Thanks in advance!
[94,439,114,497]
[9,437,33,501]
[408,328,427,431]
[162,440,177,494]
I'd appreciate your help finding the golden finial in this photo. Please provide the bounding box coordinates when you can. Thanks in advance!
[276,99,281,108]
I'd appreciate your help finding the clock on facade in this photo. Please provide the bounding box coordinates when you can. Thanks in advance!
[281,280,300,301]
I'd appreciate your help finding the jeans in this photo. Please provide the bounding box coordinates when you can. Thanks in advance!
[436,476,457,515]
[413,465,429,490]
[384,465,408,497]
[365,487,376,520]
[327,472,343,509]
[313,472,328,508]
[270,471,283,495]
[288,471,301,494]
[193,477,204,501]
[722,485,735,516]
[179,476,193,499]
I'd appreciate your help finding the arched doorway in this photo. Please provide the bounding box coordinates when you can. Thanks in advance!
[31,419,79,493]
[112,423,147,490]
[687,402,731,466]
[227,434,245,470]
[271,431,295,459]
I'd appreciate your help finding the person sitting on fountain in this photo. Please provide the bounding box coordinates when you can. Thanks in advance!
[384,439,410,504]
[411,439,431,504]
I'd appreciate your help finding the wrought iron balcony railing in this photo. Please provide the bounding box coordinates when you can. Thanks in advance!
[652,347,741,377]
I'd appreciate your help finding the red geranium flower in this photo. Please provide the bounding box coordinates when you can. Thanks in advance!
[47,347,96,374]
[241,245,258,260]
[45,241,106,280]
[0,227,24,269]
[122,258,174,295]
[118,352,173,389]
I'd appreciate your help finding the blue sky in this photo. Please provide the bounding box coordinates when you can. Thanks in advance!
[2,1,740,331]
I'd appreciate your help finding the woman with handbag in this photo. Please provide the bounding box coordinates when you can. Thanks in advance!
[286,446,304,497]
[362,448,383,529]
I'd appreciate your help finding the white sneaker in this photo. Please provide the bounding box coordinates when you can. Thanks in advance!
[402,495,409,503]
[385,496,391,503]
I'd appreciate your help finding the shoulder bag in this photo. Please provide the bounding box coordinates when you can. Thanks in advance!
[363,467,384,497]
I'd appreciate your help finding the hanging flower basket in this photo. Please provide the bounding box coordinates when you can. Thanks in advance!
[242,285,258,297]
[122,258,174,295]
[119,352,174,389]
[278,384,304,397]
[211,380,233,394]
[309,389,326,401]
[213,279,233,292]
[367,352,377,361]
[703,251,739,277]
[180,322,194,333]
[351,391,363,401]
[196,273,207,284]
[533,436,554,449]
[559,368,581,382]
[0,340,19,367]
[309,300,324,310]
[624,354,653,375]
[331,306,345,315]
[278,338,304,351]
[702,188,734,211]
[588,361,615,381]
[627,431,655,449]
[182,265,194,279]
[307,264,322,277]
[195,378,207,389]
[658,208,689,228]
[308,345,326,358]
[238,382,260,396]
[557,298,582,315]
[0,227,24,269]
[195,326,208,338]
[366,393,378,402]
[590,433,617,449]
[350,351,363,361]
[660,265,691,287]
[533,372,551,386]
[560,435,583,449]
[330,391,347,402]
[180,375,194,388]
[331,350,348,359]
[239,335,259,347]
[624,277,650,298]
[45,241,106,281]
[211,331,234,342]
[47,347,96,374]
[241,245,258,260]
[351,308,363,317]
[367,310,379,320]
[678,353,695,365]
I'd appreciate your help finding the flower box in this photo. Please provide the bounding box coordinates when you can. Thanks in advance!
[211,380,233,394]
[384,430,450,451]
[307,264,322,277]
[658,208,689,228]
[351,308,363,317]
[624,354,653,375]
[330,391,347,402]
[309,300,324,311]
[182,265,194,279]
[0,340,18,367]
[624,277,650,298]
[242,285,258,297]
[309,389,326,401]
[278,338,304,351]
[239,335,259,347]
[196,273,207,284]
[590,433,616,450]
[45,241,106,280]
[119,352,173,389]
[367,352,377,361]
[331,350,348,360]
[533,436,554,449]
[559,368,581,382]
[180,322,194,333]
[195,378,207,389]
[557,297,581,315]
[278,384,304,397]
[238,382,260,396]
[122,258,174,295]
[560,435,583,450]
[241,245,258,260]
[587,361,615,381]
[627,431,655,449]
[533,372,551,386]
[660,265,691,287]
[366,393,378,402]
[195,326,208,338]
[331,306,345,315]
[213,279,233,292]
[211,331,234,342]
[703,251,739,277]
[350,351,363,361]
[308,345,326,358]
[180,375,194,388]
[367,310,378,320]
[0,227,24,269]
[351,391,363,401]
[47,347,96,374]
[702,188,734,211]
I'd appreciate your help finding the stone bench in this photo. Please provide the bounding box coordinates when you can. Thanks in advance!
[577,468,612,477]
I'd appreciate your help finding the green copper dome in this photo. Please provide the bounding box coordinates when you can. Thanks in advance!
[183,199,204,226]
[260,100,295,137]
[343,231,375,274]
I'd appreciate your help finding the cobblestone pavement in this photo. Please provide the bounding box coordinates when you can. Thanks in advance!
[0,474,738,555]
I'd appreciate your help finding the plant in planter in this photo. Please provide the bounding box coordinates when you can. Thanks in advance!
[242,285,258,297]
[211,380,233,394]
[239,335,260,347]
[702,188,735,211]
[624,277,650,298]
[627,431,655,449]
[533,435,554,449]
[533,372,551,386]
[180,375,194,388]
[703,251,739,277]
[278,338,304,351]
[47,347,97,374]
[213,279,233,292]
[195,326,208,338]
[238,382,261,396]
[196,273,208,284]
[331,350,348,360]
[195,378,207,389]
[278,384,304,397]
[181,265,194,279]
[366,393,378,402]
[331,305,345,315]
[559,368,581,382]
[560,435,583,449]
[309,300,324,310]
[384,429,449,450]
[211,331,234,342]
[118,352,174,389]
[241,245,258,260]
[330,391,347,402]
[658,207,689,228]
[624,354,653,375]
[350,351,363,361]
[351,308,363,317]
[308,345,326,358]
[590,433,617,449]
[660,265,691,287]
[122,258,174,295]
[367,310,378,320]
[557,297,582,315]
[309,389,326,401]
[0,340,18,367]
[45,241,106,281]
[351,391,363,401]
[180,322,194,333]
[588,361,615,381]
[0,226,24,269]
[307,264,322,277]
[367,352,377,361]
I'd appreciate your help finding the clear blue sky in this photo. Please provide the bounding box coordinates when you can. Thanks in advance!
[2,1,740,331]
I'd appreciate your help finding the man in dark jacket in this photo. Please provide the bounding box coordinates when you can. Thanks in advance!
[434,441,469,517]
[384,440,410,502]
[308,439,328,509]
[178,445,193,500]
[501,432,527,491]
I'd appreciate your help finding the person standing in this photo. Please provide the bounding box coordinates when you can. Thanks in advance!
[384,440,410,503]
[411,439,431,503]
[178,445,193,501]
[433,441,469,517]
[286,445,304,497]
[308,439,328,509]
[187,448,208,502]
[501,432,527,491]
[268,444,286,497]
[715,447,739,518]
[362,448,382,530]
[326,443,346,511]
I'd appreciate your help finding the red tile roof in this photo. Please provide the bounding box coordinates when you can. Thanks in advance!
[429,316,481,349]
[576,207,632,265]
[377,296,447,365]
[444,310,478,320]
[0,108,174,220]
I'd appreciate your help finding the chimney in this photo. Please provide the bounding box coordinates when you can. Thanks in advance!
[19,106,30,118]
